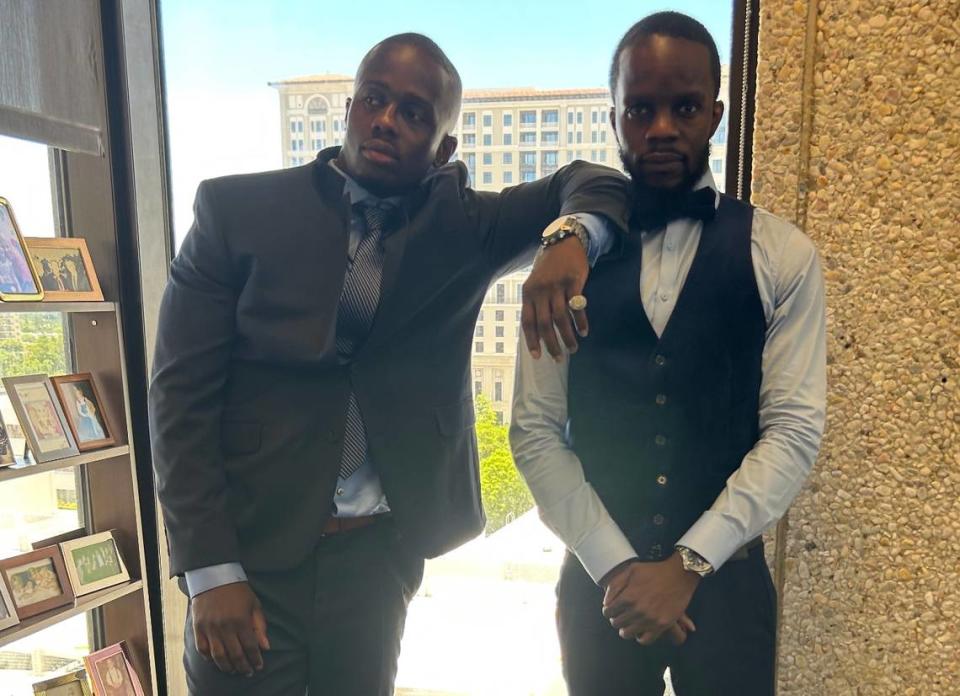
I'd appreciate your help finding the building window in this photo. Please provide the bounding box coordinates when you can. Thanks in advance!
[542,110,559,124]
[541,131,559,144]
[310,119,323,133]
[494,382,503,401]
[475,380,483,396]
[478,310,484,321]
[503,133,512,145]
[334,119,340,132]
[521,171,536,183]
[475,341,483,352]
[712,158,724,173]
[503,113,513,127]
[520,110,536,126]
[592,110,599,123]
[482,172,493,184]
[577,132,583,143]
[495,307,504,319]
[475,325,484,337]
[483,134,492,146]
[290,119,303,133]
[567,111,574,125]
[519,132,536,145]
[495,342,504,353]
[543,151,558,166]
[495,326,505,337]
[567,151,574,162]
[483,114,492,127]
[464,112,476,127]
[591,131,598,143]
[567,132,574,144]
[495,411,504,425]
[312,139,323,150]
[516,310,522,321]
[577,110,583,124]
[503,171,513,184]
[715,122,727,144]
[599,150,607,162]
[463,133,476,146]
[483,153,493,165]
[521,152,536,166]
[600,130,607,143]
[465,153,476,168]
[502,152,513,165]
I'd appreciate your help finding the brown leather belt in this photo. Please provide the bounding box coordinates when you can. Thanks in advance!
[320,514,385,536]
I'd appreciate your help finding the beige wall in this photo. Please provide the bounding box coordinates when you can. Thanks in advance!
[753,1,959,693]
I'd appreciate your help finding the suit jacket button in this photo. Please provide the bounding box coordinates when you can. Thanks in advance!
[653,513,665,526]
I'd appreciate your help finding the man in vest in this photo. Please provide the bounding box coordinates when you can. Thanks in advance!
[510,12,826,695]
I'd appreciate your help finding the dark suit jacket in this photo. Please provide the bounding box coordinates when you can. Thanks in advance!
[149,147,627,576]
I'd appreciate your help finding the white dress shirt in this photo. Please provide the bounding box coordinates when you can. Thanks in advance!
[510,171,827,585]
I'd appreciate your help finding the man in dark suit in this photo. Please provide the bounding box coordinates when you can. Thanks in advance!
[149,33,627,695]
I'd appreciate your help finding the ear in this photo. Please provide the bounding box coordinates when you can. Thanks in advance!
[710,100,725,136]
[434,134,458,166]
[608,106,618,137]
[345,97,353,119]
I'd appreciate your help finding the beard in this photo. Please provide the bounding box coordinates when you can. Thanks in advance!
[619,142,712,210]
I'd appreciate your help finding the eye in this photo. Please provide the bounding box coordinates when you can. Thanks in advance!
[677,101,700,117]
[624,103,651,120]
[362,92,384,108]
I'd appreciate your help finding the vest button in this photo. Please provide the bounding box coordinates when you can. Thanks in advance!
[649,544,662,559]
[654,434,667,447]
[653,513,665,526]
[654,354,666,367]
[655,393,667,406]
[656,474,668,486]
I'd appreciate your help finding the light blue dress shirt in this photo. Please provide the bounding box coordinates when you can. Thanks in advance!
[185,161,613,598]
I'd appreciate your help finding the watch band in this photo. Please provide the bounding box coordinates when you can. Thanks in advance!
[675,545,715,577]
[541,217,589,249]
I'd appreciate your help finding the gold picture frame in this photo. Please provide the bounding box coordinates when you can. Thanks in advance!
[24,237,104,302]
[31,668,92,696]
[0,197,44,301]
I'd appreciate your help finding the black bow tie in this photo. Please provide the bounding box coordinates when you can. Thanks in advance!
[631,187,717,231]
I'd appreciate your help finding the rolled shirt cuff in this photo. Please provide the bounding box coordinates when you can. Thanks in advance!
[571,519,638,585]
[184,562,248,598]
[675,511,746,572]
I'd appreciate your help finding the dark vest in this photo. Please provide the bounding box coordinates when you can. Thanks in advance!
[568,195,765,561]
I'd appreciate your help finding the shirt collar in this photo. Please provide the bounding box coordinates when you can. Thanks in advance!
[327,159,405,209]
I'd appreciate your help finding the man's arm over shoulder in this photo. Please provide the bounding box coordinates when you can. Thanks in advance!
[468,160,630,275]
[149,179,243,577]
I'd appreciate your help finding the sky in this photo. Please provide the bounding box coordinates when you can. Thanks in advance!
[158,0,733,241]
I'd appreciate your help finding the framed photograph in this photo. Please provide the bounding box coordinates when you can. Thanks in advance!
[0,408,16,468]
[0,390,30,466]
[32,669,92,696]
[32,527,86,551]
[0,572,20,630]
[84,642,145,696]
[0,546,74,620]
[51,373,116,451]
[2,375,79,462]
[60,531,130,596]
[24,237,104,302]
[0,197,44,301]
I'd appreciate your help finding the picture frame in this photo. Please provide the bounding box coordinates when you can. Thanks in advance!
[0,196,44,302]
[0,407,16,468]
[32,527,86,551]
[50,373,116,451]
[60,530,130,596]
[0,546,74,620]
[24,237,104,302]
[0,571,20,631]
[31,668,92,696]
[2,374,79,462]
[84,642,145,696]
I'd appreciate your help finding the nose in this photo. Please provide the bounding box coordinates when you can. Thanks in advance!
[646,108,678,142]
[371,102,399,136]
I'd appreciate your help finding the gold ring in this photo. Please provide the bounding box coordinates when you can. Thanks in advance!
[568,294,587,312]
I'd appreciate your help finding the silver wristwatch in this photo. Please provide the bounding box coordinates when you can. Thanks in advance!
[675,545,715,577]
[541,216,589,249]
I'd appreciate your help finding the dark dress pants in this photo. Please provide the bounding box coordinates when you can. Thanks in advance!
[182,519,424,695]
[557,543,777,696]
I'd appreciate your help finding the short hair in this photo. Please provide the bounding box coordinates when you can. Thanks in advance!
[609,12,721,99]
[358,33,463,131]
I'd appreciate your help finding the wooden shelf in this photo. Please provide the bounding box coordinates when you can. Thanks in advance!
[0,301,116,314]
[0,445,130,483]
[0,580,142,648]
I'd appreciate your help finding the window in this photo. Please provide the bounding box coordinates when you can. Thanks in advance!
[519,132,536,145]
[522,152,537,166]
[567,151,574,162]
[475,341,483,352]
[483,153,493,165]
[592,109,599,123]
[577,132,583,143]
[475,380,482,396]
[521,171,536,183]
[482,172,493,184]
[502,152,513,165]
[495,342,504,353]
[591,131,598,143]
[715,121,727,144]
[503,133,512,145]
[601,130,607,143]
[712,158,724,173]
[599,150,607,162]
[567,132,573,144]
[312,138,323,150]
[494,382,503,401]
[516,310,522,321]
[483,134,492,146]
[478,310,484,321]
[543,151,558,166]
[503,171,513,184]
[290,118,303,132]
[463,112,476,127]
[541,131,559,144]
[495,326,505,337]
[475,325,484,337]
[567,111,574,124]
[542,110,559,124]
[333,119,340,132]
[310,119,323,132]
[503,113,513,127]
[495,308,505,319]
[520,110,536,125]
[463,133,476,146]
[483,114,492,127]
[577,110,584,124]
[465,153,476,168]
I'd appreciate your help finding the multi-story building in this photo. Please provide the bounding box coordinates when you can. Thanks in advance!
[271,69,729,423]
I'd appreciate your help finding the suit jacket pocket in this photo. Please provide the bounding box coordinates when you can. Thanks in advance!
[434,398,476,437]
[220,420,262,456]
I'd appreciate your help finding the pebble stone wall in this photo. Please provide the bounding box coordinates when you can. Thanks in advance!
[751,1,960,693]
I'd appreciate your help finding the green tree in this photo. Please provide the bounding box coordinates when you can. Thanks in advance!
[474,395,534,534]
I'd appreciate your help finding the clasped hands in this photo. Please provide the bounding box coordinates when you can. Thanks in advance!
[600,552,701,647]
